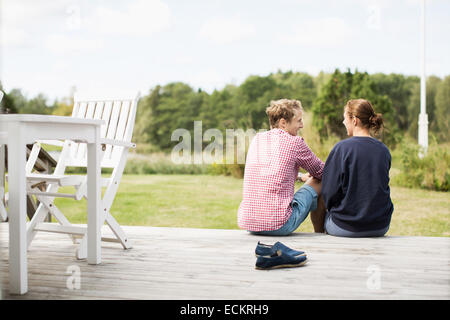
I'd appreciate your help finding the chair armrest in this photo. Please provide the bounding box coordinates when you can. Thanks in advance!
[100,138,136,148]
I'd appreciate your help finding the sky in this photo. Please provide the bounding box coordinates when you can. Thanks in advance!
[0,0,449,102]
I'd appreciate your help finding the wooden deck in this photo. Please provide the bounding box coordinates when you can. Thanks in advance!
[0,223,449,300]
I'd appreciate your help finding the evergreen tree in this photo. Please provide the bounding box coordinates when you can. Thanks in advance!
[312,69,396,145]
[435,76,450,142]
[0,83,18,113]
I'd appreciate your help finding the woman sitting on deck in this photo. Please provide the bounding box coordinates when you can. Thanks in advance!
[314,99,394,237]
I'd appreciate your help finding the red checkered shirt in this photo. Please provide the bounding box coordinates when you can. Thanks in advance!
[237,128,324,231]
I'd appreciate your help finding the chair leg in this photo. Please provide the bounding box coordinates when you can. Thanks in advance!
[0,188,7,222]
[38,198,78,244]
[76,210,132,259]
[105,212,132,249]
[76,151,132,256]
[99,153,131,250]
[27,202,52,247]
[37,184,52,222]
[26,195,38,221]
[27,198,77,247]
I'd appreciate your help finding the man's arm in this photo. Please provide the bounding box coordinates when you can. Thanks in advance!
[295,139,325,180]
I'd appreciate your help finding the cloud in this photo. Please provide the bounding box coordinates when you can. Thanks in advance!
[279,17,357,48]
[1,0,68,25]
[199,15,256,45]
[1,27,29,47]
[44,34,103,54]
[0,0,70,47]
[93,0,171,36]
[188,68,229,92]
[1,0,171,52]
[174,55,195,65]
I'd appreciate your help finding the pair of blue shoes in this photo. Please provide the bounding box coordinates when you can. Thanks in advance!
[255,241,307,270]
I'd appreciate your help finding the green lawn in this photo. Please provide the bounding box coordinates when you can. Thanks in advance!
[52,174,450,237]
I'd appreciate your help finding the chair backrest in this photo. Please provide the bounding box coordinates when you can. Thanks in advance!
[63,92,140,169]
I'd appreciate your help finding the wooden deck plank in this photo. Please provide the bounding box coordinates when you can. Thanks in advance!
[0,223,449,300]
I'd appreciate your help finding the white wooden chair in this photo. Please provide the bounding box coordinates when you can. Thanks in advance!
[25,92,140,259]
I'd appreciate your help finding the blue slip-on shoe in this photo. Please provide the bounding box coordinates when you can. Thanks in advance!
[255,250,308,270]
[255,241,306,258]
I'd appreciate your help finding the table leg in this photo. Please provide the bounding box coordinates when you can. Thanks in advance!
[87,128,101,265]
[7,124,28,294]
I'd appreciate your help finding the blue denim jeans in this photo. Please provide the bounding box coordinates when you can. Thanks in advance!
[250,185,318,236]
[324,211,389,237]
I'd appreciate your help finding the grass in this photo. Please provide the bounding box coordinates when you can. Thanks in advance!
[52,174,450,237]
[54,175,242,229]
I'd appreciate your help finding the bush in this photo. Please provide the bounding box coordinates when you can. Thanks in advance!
[207,161,245,179]
[298,112,339,162]
[132,143,161,154]
[392,140,450,192]
[124,154,208,175]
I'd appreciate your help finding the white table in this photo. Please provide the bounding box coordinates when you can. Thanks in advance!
[0,114,104,295]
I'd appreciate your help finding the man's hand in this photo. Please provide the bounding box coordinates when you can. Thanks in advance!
[298,172,311,182]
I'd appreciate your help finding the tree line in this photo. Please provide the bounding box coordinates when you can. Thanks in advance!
[1,69,449,150]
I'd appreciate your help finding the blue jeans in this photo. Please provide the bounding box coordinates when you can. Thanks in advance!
[324,211,389,237]
[250,185,318,236]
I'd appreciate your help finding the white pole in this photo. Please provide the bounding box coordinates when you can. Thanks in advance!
[418,0,428,157]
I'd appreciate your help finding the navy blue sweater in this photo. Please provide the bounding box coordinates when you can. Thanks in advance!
[322,136,393,232]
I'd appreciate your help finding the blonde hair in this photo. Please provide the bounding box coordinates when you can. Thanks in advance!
[265,99,302,128]
[345,99,384,134]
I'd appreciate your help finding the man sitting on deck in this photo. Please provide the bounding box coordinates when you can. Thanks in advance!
[237,99,325,236]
